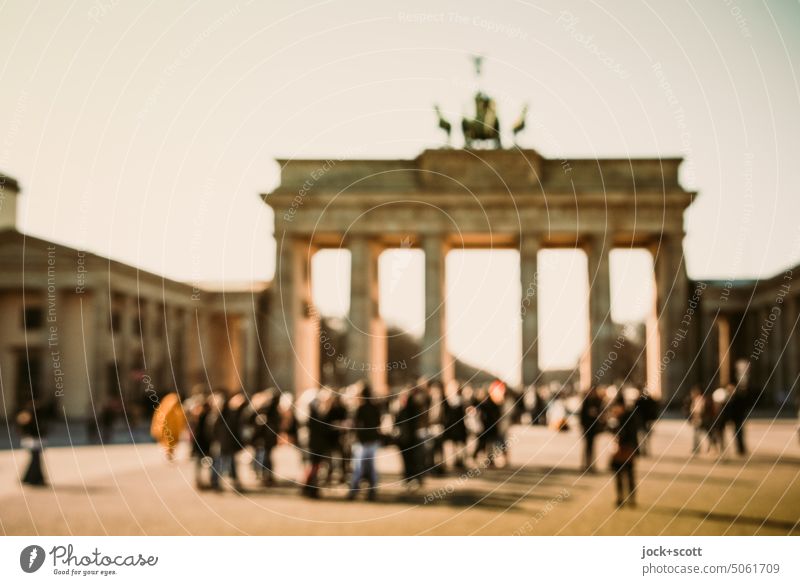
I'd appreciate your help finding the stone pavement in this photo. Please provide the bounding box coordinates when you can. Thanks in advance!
[1,420,798,535]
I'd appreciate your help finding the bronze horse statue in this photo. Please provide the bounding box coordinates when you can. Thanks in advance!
[462,91,501,149]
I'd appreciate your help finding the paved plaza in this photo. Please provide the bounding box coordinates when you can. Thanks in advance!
[1,420,798,536]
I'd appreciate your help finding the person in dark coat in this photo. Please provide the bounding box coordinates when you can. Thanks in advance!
[395,386,426,489]
[473,388,502,466]
[187,390,214,489]
[253,388,284,486]
[580,386,604,472]
[210,389,246,492]
[325,394,349,485]
[348,384,382,500]
[17,399,51,486]
[609,398,639,508]
[635,388,659,457]
[443,384,468,469]
[725,383,749,455]
[302,388,333,498]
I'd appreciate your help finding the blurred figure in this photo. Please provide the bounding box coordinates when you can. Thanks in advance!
[150,391,187,460]
[532,385,548,426]
[211,389,246,492]
[473,381,504,466]
[395,386,426,489]
[726,383,749,456]
[635,388,659,457]
[608,396,639,508]
[443,382,468,469]
[186,388,214,489]
[326,393,350,485]
[253,388,284,487]
[685,385,706,455]
[709,386,730,458]
[348,384,381,501]
[302,388,332,498]
[16,399,50,486]
[427,380,446,476]
[579,385,604,472]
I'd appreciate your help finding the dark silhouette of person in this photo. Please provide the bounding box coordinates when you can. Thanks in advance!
[609,398,639,508]
[302,389,333,498]
[395,386,425,489]
[210,389,245,492]
[726,383,749,455]
[443,385,468,469]
[635,388,659,457]
[348,384,381,500]
[580,386,604,472]
[17,399,51,486]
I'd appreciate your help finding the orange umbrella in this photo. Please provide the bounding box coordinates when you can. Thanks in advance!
[150,392,187,460]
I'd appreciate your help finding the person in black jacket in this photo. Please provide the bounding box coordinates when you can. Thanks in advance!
[580,386,604,473]
[395,386,426,489]
[254,388,284,487]
[609,398,639,508]
[348,384,381,500]
[302,388,333,498]
[17,399,51,486]
[726,383,749,455]
[443,383,468,470]
[473,388,502,467]
[210,389,246,492]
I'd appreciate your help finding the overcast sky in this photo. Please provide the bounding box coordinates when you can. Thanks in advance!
[1,0,798,383]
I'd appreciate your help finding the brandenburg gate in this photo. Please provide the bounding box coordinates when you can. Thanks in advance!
[263,148,695,401]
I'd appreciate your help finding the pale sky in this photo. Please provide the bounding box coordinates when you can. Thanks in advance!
[1,0,799,383]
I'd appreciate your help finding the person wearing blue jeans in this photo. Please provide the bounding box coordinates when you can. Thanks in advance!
[348,385,382,501]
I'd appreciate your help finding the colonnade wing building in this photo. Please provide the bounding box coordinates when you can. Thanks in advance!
[0,173,268,420]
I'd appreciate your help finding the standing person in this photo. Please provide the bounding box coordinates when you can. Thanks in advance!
[443,382,468,469]
[186,388,214,489]
[395,386,425,489]
[302,388,332,499]
[17,399,50,486]
[210,389,246,492]
[326,393,349,485]
[254,388,284,487]
[686,386,706,455]
[348,384,381,501]
[710,386,730,458]
[635,388,659,457]
[609,397,639,508]
[726,383,749,456]
[579,386,604,473]
[427,380,446,475]
[474,384,503,467]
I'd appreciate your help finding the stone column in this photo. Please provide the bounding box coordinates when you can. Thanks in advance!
[346,236,387,390]
[520,235,541,386]
[421,234,452,383]
[770,303,786,403]
[784,294,798,397]
[267,237,318,393]
[91,284,111,409]
[240,309,259,392]
[700,309,720,389]
[717,314,731,387]
[654,235,689,403]
[585,234,614,386]
[118,294,135,402]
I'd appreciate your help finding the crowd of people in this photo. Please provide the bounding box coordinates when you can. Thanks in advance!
[14,374,770,510]
[177,379,516,500]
